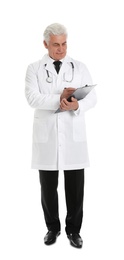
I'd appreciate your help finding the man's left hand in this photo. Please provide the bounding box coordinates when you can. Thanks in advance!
[60,97,79,111]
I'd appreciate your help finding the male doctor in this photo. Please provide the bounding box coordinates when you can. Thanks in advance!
[25,23,97,248]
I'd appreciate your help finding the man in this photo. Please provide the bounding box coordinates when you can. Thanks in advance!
[25,23,97,248]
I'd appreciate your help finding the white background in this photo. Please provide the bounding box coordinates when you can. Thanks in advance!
[0,0,124,259]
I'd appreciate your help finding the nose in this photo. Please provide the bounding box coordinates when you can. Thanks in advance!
[57,45,63,52]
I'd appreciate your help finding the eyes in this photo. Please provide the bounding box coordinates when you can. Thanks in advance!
[53,42,67,47]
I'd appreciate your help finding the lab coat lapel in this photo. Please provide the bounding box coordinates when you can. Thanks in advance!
[60,56,72,75]
[43,55,56,75]
[45,62,56,75]
[43,54,72,76]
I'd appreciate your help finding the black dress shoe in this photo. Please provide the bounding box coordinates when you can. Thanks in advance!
[44,231,60,245]
[67,233,83,248]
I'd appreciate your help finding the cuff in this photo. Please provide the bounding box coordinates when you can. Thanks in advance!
[73,106,80,116]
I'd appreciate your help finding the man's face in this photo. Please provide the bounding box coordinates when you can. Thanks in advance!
[44,34,67,60]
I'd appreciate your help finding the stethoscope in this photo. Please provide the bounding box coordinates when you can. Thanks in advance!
[44,62,74,83]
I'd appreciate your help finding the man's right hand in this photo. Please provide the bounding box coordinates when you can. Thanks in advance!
[60,88,76,101]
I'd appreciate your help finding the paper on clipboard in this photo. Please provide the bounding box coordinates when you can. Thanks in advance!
[55,84,96,113]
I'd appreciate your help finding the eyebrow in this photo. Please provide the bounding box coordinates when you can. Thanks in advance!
[53,41,67,45]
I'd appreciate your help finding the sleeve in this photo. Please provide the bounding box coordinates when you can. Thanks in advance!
[73,63,97,115]
[25,64,60,110]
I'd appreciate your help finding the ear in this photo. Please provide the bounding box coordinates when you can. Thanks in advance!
[43,40,48,49]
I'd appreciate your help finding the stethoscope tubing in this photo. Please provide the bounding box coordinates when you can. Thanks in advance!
[44,62,74,83]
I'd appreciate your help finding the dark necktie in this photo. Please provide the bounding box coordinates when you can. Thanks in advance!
[53,60,62,74]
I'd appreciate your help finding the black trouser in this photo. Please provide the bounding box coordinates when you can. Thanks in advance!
[39,169,84,235]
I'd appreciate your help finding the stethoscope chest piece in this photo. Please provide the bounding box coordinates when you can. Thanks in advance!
[46,77,52,83]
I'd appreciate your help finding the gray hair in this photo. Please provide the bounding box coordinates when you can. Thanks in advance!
[43,23,68,44]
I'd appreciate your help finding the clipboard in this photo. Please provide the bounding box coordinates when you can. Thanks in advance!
[55,84,96,113]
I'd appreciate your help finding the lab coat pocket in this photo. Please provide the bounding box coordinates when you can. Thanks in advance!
[73,117,86,142]
[33,117,48,143]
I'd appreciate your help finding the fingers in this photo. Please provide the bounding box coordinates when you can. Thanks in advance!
[60,98,78,111]
[65,88,76,95]
[65,87,76,91]
[60,98,69,110]
[60,88,76,101]
[71,97,76,101]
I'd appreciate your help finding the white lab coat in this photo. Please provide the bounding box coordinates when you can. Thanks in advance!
[25,54,97,170]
